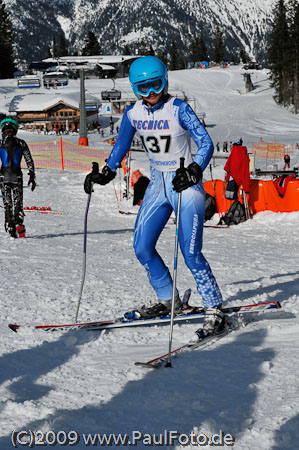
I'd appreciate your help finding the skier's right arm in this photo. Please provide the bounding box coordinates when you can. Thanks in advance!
[84,107,136,194]
[105,106,136,171]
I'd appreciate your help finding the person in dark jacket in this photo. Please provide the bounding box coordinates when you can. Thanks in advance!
[283,154,290,170]
[0,118,36,238]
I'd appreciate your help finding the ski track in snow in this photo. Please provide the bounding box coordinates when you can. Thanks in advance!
[0,66,299,449]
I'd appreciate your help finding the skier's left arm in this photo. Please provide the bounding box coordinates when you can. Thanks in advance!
[172,101,214,193]
[178,102,214,171]
[22,140,36,191]
[22,140,35,173]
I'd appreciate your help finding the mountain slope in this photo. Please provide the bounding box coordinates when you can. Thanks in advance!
[5,0,74,64]
[5,0,276,65]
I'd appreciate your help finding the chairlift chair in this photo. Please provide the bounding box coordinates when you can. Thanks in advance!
[101,79,121,101]
[101,89,121,101]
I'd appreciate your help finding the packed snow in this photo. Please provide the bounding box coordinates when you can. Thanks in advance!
[0,65,299,449]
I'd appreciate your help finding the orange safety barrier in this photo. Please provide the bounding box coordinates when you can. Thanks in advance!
[21,138,111,172]
[204,179,299,215]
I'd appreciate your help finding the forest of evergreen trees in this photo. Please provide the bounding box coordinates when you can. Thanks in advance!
[0,0,15,78]
[0,0,299,114]
[268,0,299,113]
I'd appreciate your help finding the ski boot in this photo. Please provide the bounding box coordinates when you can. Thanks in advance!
[16,223,26,238]
[196,304,226,339]
[124,294,181,320]
[5,221,17,238]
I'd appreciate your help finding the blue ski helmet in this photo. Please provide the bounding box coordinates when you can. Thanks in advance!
[0,117,19,134]
[129,56,168,99]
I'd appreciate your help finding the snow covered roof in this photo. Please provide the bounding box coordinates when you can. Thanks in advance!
[9,91,100,112]
[42,55,139,65]
[58,63,116,71]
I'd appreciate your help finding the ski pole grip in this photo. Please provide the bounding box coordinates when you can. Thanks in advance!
[180,157,185,169]
[92,162,99,174]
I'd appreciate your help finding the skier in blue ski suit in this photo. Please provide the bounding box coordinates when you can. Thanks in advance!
[0,118,36,238]
[84,56,224,335]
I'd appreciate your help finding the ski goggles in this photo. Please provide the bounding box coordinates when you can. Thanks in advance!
[135,78,165,97]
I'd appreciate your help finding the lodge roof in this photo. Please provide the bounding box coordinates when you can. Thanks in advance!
[9,91,100,113]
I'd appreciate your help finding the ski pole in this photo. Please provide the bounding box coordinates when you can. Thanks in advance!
[242,186,251,220]
[75,161,99,322]
[166,157,185,368]
[125,151,131,200]
[210,164,221,219]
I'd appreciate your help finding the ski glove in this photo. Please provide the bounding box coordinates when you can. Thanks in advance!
[28,171,36,191]
[172,162,202,193]
[84,165,116,194]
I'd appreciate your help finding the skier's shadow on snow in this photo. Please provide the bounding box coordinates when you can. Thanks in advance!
[272,413,299,450]
[0,331,93,403]
[0,328,276,448]
[226,271,299,307]
[26,228,134,240]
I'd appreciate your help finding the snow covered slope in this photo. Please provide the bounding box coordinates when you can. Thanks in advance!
[0,64,299,449]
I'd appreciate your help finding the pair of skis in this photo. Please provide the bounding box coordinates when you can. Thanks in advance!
[8,298,281,334]
[8,297,282,370]
[8,299,282,369]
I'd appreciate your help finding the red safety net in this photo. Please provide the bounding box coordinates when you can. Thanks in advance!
[21,139,111,172]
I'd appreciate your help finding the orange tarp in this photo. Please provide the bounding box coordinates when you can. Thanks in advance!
[204,179,299,214]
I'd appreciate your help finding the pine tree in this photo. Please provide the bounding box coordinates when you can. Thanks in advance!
[57,33,68,57]
[213,27,225,63]
[190,36,209,64]
[169,40,179,70]
[0,0,15,78]
[198,36,208,61]
[82,31,101,56]
[268,0,290,106]
[123,44,131,55]
[158,51,168,67]
[138,40,148,55]
[190,37,201,63]
[50,37,58,58]
[148,45,155,56]
[240,48,251,64]
[288,1,299,112]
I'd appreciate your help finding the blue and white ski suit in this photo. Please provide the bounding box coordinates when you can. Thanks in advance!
[107,94,222,307]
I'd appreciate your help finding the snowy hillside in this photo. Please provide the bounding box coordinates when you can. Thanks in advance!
[5,0,277,64]
[1,65,299,449]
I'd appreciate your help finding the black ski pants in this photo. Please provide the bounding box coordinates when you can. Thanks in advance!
[0,177,24,227]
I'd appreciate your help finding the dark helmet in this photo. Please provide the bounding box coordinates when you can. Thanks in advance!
[233,139,243,146]
[0,117,19,135]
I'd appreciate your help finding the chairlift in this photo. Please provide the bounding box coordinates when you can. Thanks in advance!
[101,89,121,101]
[17,76,41,89]
[43,72,68,88]
[101,79,121,101]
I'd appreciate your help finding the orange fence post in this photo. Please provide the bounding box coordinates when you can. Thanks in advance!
[60,138,64,171]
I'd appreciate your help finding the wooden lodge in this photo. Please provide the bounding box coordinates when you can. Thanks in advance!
[9,92,99,133]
